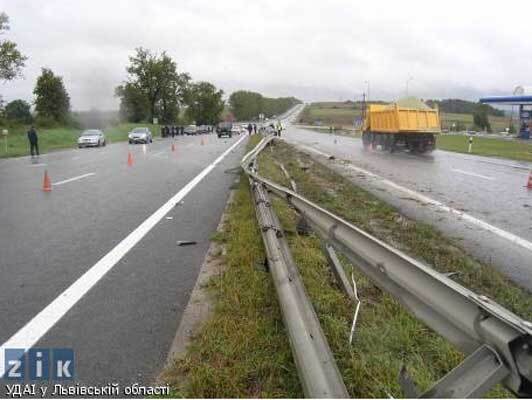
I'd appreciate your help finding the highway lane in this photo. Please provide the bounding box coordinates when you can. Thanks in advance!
[0,133,247,389]
[283,125,532,290]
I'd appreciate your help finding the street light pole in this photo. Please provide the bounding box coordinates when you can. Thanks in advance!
[406,76,414,96]
[364,80,370,102]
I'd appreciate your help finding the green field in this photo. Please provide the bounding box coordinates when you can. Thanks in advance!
[298,102,361,128]
[0,123,160,159]
[298,102,515,133]
[437,135,532,162]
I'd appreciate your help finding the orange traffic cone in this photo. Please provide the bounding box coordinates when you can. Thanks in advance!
[171,143,176,152]
[527,171,532,189]
[42,170,52,192]
[127,151,133,167]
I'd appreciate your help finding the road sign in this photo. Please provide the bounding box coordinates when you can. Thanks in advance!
[153,118,158,125]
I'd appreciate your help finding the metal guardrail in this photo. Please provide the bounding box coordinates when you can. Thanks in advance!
[242,135,532,398]
[247,153,348,398]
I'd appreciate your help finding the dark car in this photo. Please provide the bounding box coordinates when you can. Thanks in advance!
[216,122,233,138]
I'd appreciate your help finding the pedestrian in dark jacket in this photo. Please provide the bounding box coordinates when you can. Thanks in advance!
[253,124,257,134]
[27,126,39,156]
[247,123,253,135]
[171,126,176,138]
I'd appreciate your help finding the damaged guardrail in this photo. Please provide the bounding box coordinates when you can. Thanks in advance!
[242,135,532,398]
[246,151,348,398]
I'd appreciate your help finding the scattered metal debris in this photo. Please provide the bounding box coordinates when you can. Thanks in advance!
[177,240,197,246]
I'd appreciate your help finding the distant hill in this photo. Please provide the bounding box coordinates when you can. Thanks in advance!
[425,99,504,117]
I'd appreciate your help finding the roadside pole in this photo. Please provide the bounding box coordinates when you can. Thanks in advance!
[2,129,8,154]
[468,136,473,153]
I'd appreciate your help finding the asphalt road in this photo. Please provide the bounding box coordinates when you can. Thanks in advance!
[283,125,532,291]
[0,133,247,391]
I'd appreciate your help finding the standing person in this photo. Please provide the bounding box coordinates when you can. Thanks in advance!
[253,124,257,134]
[247,123,253,135]
[27,126,39,157]
[276,120,283,137]
[171,125,176,138]
[160,126,165,138]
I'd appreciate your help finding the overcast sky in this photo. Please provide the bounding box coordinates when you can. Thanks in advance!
[1,0,531,110]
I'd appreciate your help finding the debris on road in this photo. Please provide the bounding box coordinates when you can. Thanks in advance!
[177,240,197,246]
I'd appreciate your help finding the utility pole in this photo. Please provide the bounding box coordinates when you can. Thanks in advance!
[406,76,414,96]
[364,80,370,102]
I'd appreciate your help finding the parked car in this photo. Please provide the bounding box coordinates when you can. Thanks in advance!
[197,125,210,134]
[128,127,152,144]
[216,122,232,138]
[184,124,198,135]
[78,129,106,148]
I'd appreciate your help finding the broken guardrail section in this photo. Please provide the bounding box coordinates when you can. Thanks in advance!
[241,135,532,398]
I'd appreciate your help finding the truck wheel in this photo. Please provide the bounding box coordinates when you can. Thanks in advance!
[362,132,370,150]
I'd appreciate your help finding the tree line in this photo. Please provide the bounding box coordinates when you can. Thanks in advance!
[114,47,225,125]
[228,90,301,121]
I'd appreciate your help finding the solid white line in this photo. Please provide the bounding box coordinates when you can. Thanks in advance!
[29,163,47,167]
[451,168,494,181]
[52,172,95,186]
[298,143,532,254]
[0,134,247,378]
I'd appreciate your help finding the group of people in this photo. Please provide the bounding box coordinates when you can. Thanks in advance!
[246,123,258,135]
[267,120,283,137]
[161,125,185,137]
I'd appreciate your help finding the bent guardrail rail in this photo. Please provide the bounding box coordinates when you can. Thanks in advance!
[242,135,532,398]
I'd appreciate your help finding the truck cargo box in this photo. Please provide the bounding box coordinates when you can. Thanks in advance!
[366,103,440,134]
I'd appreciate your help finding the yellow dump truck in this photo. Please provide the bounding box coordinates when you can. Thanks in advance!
[362,99,441,153]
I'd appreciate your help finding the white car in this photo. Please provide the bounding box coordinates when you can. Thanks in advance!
[78,129,106,148]
[231,125,241,135]
[128,127,152,144]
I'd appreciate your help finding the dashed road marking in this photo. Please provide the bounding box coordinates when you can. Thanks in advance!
[52,172,96,186]
[451,168,494,180]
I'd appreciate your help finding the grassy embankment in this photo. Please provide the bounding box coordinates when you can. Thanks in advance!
[0,123,159,159]
[437,135,532,162]
[298,103,532,162]
[163,137,531,397]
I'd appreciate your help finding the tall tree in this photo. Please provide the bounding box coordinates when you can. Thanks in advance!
[229,90,263,120]
[115,48,190,123]
[33,68,71,123]
[473,104,491,132]
[184,82,224,125]
[0,12,27,81]
[115,83,149,122]
[5,99,31,123]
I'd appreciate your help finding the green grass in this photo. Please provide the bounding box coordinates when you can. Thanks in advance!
[298,103,361,128]
[298,103,515,133]
[441,112,514,132]
[163,138,530,397]
[0,123,160,159]
[437,135,532,162]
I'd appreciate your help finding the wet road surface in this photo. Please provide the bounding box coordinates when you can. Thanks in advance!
[283,125,532,290]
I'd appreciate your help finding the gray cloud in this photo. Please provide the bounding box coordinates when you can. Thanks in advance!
[0,0,530,110]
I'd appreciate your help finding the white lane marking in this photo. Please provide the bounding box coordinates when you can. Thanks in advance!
[451,168,494,181]
[298,144,532,254]
[0,134,247,378]
[29,163,47,167]
[152,150,166,157]
[52,172,95,186]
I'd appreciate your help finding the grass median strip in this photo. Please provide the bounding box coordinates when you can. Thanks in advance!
[163,136,531,397]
